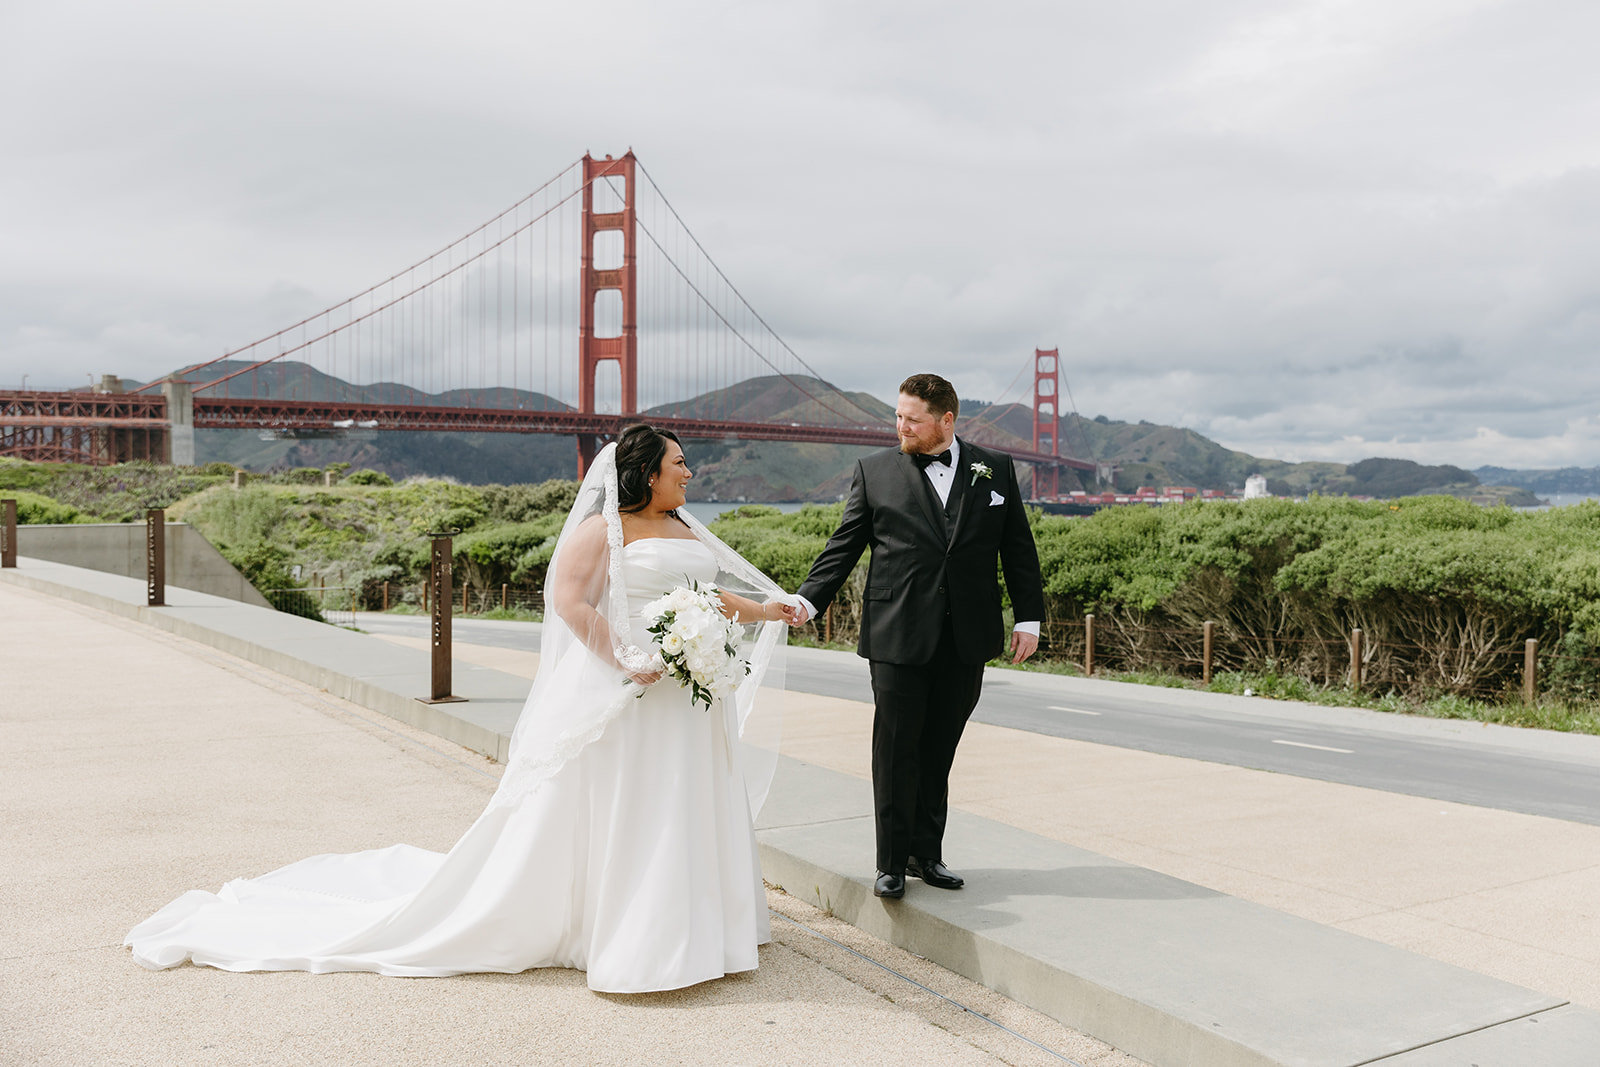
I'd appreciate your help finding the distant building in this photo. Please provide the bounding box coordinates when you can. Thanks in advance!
[1243,474,1269,499]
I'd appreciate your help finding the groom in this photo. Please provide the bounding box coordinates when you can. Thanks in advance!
[794,373,1045,898]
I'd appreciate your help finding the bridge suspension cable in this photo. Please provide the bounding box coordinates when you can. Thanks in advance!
[2,150,1093,477]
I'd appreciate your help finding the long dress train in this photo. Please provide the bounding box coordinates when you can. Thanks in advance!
[126,538,770,993]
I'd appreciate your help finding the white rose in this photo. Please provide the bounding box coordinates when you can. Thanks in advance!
[660,631,684,654]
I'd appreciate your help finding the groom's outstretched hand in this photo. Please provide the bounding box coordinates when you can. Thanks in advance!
[774,602,806,625]
[1010,630,1039,664]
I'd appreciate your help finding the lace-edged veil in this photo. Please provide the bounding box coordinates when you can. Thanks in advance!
[489,441,791,813]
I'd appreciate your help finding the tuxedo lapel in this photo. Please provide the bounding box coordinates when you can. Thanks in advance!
[949,438,977,544]
[899,451,947,543]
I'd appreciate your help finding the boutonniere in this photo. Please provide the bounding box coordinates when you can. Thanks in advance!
[970,461,992,486]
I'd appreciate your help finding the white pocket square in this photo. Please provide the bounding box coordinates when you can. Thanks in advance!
[989,490,1006,507]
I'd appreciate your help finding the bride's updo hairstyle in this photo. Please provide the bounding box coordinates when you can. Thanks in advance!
[615,424,684,514]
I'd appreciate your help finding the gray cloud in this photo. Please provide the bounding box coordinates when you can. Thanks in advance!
[3,0,1599,466]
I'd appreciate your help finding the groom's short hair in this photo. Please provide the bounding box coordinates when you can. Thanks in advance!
[899,373,960,419]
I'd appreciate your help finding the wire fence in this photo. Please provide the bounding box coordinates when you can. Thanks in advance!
[260,572,1600,706]
[264,582,545,626]
[793,596,1600,705]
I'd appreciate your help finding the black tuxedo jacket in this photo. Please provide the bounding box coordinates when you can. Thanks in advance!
[797,437,1046,665]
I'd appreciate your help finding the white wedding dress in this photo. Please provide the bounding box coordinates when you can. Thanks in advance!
[126,537,771,993]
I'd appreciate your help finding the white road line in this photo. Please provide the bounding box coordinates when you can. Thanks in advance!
[1048,705,1103,716]
[1272,739,1354,754]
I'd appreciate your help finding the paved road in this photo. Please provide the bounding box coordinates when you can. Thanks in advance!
[355,614,1600,827]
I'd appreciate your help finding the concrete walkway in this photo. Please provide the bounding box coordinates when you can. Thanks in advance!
[0,575,1138,1067]
[7,555,1600,1064]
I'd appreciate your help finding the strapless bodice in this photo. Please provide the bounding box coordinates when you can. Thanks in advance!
[621,538,718,616]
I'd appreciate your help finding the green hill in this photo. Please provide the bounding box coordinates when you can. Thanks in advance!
[108,363,1543,502]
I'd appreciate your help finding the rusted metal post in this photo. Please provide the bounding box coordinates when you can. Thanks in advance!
[1350,628,1363,693]
[1,498,16,568]
[419,532,465,705]
[824,603,833,644]
[146,508,165,607]
[1525,638,1538,705]
[1084,614,1095,677]
[462,583,469,614]
[382,582,389,611]
[502,583,508,610]
[1202,621,1214,686]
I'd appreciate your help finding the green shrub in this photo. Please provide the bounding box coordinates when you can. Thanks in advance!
[273,467,328,486]
[7,489,90,524]
[0,461,228,522]
[480,480,579,523]
[454,516,565,591]
[345,469,394,486]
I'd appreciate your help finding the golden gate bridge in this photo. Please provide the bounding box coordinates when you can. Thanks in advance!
[0,152,1093,493]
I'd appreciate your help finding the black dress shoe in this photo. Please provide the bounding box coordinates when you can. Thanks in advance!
[873,871,906,898]
[906,856,964,890]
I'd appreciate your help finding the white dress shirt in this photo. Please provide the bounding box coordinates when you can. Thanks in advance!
[796,438,1040,638]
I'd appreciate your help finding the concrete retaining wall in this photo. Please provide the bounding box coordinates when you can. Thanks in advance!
[14,523,272,608]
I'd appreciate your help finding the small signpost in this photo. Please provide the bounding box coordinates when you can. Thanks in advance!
[146,508,165,607]
[418,530,465,705]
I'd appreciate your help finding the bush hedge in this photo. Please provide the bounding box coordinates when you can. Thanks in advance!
[709,495,1600,698]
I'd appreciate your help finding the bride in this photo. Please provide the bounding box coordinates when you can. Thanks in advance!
[126,425,801,993]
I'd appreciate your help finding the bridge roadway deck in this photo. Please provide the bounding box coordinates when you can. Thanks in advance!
[5,556,1600,1065]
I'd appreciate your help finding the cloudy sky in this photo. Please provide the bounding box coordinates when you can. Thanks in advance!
[5,0,1599,468]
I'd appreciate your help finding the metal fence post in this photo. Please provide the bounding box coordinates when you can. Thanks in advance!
[146,508,165,607]
[1350,628,1363,693]
[502,583,508,610]
[824,603,833,644]
[1,498,15,569]
[1524,638,1538,705]
[1084,613,1095,677]
[1202,620,1214,685]
[419,531,465,705]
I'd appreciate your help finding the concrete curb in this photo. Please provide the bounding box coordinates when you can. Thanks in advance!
[755,758,1590,1067]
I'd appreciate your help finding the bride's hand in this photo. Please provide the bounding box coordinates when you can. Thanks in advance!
[762,599,802,624]
[629,668,663,686]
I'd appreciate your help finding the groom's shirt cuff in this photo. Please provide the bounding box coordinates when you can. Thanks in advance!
[797,595,818,621]
[1013,621,1040,637]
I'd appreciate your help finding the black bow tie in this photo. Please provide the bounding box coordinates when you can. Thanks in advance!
[912,449,953,470]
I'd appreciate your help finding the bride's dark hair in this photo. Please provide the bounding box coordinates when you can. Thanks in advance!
[615,424,684,514]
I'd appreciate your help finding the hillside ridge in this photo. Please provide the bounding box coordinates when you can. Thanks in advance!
[105,365,1557,501]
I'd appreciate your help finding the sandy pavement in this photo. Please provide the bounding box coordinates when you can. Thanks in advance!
[0,582,1142,1067]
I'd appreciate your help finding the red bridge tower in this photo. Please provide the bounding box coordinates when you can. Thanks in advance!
[577,151,638,474]
[1032,348,1060,499]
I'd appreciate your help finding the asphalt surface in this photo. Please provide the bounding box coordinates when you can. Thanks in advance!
[354,614,1600,829]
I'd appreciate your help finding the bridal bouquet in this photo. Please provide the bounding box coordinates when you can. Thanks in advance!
[639,581,749,710]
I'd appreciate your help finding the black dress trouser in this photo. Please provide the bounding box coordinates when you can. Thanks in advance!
[867,616,986,874]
